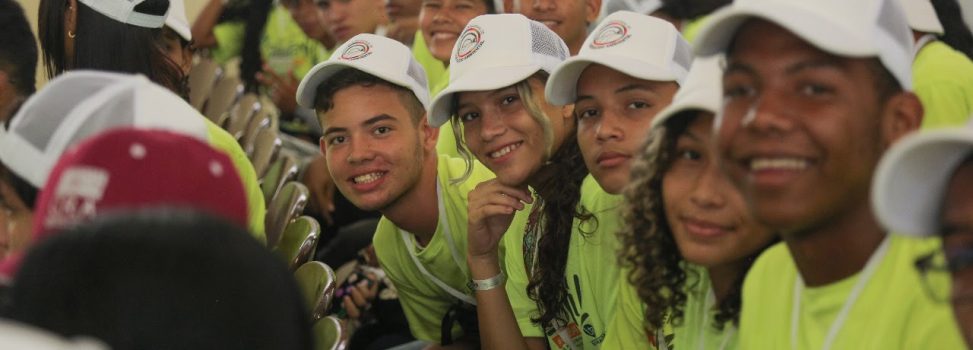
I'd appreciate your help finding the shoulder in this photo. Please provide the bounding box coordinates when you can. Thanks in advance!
[743,242,793,294]
[915,42,973,80]
[371,217,404,264]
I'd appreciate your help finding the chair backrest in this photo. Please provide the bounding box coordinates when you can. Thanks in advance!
[294,262,338,323]
[224,93,261,141]
[311,316,347,350]
[203,75,243,122]
[242,108,274,157]
[273,216,321,270]
[260,153,300,206]
[188,58,220,111]
[250,128,281,179]
[265,181,309,249]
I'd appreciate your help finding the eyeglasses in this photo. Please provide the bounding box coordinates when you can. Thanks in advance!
[914,248,973,303]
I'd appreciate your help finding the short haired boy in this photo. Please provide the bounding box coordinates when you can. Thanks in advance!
[296,33,492,348]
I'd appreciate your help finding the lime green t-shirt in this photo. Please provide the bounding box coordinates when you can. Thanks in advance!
[372,155,494,342]
[667,265,738,350]
[504,185,624,349]
[204,119,266,243]
[680,16,709,43]
[212,6,331,79]
[602,271,654,350]
[913,40,973,129]
[603,266,737,350]
[737,236,965,349]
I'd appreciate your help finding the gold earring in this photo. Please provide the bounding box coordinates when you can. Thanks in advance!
[67,30,76,38]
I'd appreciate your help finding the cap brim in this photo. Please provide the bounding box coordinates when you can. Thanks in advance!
[873,130,973,236]
[429,64,542,127]
[650,92,717,130]
[695,2,876,59]
[296,60,425,110]
[547,55,684,106]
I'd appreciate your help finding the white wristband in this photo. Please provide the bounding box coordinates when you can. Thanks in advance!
[467,272,506,291]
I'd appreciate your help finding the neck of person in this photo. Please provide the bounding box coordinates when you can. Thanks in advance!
[707,260,748,304]
[382,154,440,247]
[783,198,887,287]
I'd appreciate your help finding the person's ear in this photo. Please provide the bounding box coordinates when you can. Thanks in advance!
[66,0,78,37]
[880,91,923,149]
[561,104,574,121]
[585,0,602,24]
[419,115,441,152]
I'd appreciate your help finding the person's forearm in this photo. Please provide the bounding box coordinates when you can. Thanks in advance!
[468,255,542,350]
[191,0,226,48]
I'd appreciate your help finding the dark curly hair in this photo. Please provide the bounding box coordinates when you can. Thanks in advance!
[618,111,768,333]
[449,73,592,326]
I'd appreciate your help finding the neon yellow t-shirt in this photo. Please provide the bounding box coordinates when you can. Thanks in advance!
[603,266,736,350]
[372,155,494,342]
[212,6,331,79]
[680,16,709,43]
[504,185,623,349]
[913,41,973,129]
[667,265,738,350]
[204,119,266,243]
[602,271,653,350]
[737,236,965,349]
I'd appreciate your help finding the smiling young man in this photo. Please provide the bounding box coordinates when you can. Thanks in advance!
[296,33,492,348]
[517,0,601,55]
[694,0,965,348]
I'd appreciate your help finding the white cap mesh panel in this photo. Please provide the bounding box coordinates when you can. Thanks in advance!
[12,78,120,151]
[407,58,430,93]
[672,36,694,76]
[529,20,569,62]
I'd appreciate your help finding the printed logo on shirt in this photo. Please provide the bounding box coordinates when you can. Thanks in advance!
[590,20,630,49]
[456,25,485,62]
[340,40,373,60]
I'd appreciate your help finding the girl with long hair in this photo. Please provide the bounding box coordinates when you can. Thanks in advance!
[426,13,588,350]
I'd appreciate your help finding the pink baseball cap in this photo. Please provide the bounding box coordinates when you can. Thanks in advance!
[32,128,249,238]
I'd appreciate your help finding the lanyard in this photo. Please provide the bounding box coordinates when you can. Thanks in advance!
[789,237,891,350]
[913,34,937,61]
[400,181,476,305]
[697,288,735,350]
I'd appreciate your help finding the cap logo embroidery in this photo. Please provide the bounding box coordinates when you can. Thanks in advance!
[340,40,373,60]
[590,21,630,49]
[456,25,485,62]
[44,166,109,230]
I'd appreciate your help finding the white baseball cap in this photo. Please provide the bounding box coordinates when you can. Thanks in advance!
[0,70,209,188]
[546,11,693,106]
[901,0,944,35]
[428,14,570,127]
[872,119,973,236]
[650,56,723,129]
[165,0,192,41]
[693,0,915,90]
[78,0,169,28]
[296,33,429,110]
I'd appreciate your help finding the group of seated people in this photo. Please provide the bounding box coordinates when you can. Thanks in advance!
[2,0,973,349]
